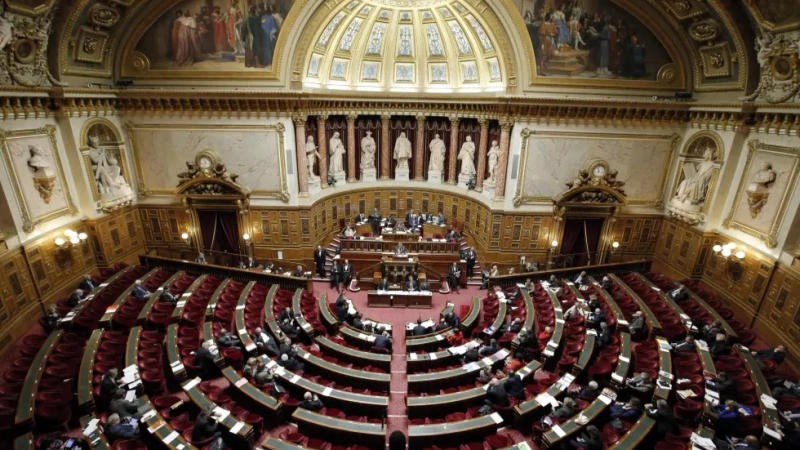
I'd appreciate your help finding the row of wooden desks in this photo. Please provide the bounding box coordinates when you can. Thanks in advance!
[136,271,186,323]
[170,274,210,321]
[542,390,617,447]
[315,335,391,370]
[291,407,385,448]
[99,267,161,326]
[737,346,782,444]
[608,273,662,335]
[514,371,576,426]
[408,412,504,448]
[262,357,388,415]
[408,349,509,393]
[204,279,233,319]
[291,288,315,337]
[15,330,62,427]
[77,329,104,411]
[407,360,542,419]
[407,340,480,372]
[234,281,258,353]
[541,289,564,361]
[367,290,433,308]
[221,366,282,415]
[59,265,134,328]
[683,285,738,340]
[295,347,390,390]
[587,276,627,328]
[181,377,255,442]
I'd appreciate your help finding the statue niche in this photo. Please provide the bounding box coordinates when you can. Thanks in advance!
[83,122,134,212]
[667,133,722,225]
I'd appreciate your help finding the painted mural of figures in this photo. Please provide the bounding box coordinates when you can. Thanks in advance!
[197,6,213,54]
[569,13,585,50]
[234,8,246,56]
[212,7,230,53]
[170,10,183,60]
[553,5,569,47]
[621,33,646,78]
[174,11,201,65]
[246,6,264,67]
[226,3,238,50]
[260,6,279,67]
[596,17,610,76]
[538,13,557,75]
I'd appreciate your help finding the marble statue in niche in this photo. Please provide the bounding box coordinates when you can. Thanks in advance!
[394,131,412,181]
[668,144,717,225]
[360,130,376,181]
[428,133,446,183]
[329,131,346,183]
[745,161,777,218]
[87,134,134,205]
[26,144,55,203]
[305,135,320,181]
[457,135,476,187]
[485,140,500,187]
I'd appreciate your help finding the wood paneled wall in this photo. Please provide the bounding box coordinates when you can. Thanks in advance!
[754,264,800,367]
[611,215,663,258]
[138,206,194,250]
[85,207,145,266]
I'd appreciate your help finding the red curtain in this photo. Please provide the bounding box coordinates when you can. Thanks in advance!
[584,218,605,265]
[356,116,380,179]
[561,218,583,263]
[423,117,450,177]
[389,117,417,179]
[197,210,240,255]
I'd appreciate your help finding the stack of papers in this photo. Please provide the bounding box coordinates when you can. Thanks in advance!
[690,433,717,450]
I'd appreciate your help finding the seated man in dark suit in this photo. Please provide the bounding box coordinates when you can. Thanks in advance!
[377,276,390,291]
[292,265,304,277]
[110,389,140,419]
[100,368,121,398]
[374,331,392,351]
[191,408,221,444]
[669,285,689,301]
[479,338,499,356]
[412,319,430,336]
[216,329,241,349]
[405,275,419,292]
[105,413,140,442]
[278,353,304,372]
[67,289,86,307]
[504,371,525,400]
[278,306,293,323]
[194,341,219,379]
[159,289,176,303]
[131,280,150,300]
[485,378,510,408]
[300,392,324,411]
[79,274,96,292]
[251,327,280,356]
[354,211,367,224]
[445,228,459,241]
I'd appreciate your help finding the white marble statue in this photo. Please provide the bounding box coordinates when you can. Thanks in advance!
[745,161,777,218]
[673,147,715,208]
[393,131,412,171]
[329,131,346,177]
[485,140,500,187]
[428,133,446,174]
[305,135,320,181]
[26,145,53,178]
[458,136,476,177]
[360,130,376,170]
[87,135,133,202]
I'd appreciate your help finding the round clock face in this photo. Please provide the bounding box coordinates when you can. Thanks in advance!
[592,165,606,177]
[198,156,212,169]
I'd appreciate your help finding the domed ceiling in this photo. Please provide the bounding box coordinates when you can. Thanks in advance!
[301,0,506,93]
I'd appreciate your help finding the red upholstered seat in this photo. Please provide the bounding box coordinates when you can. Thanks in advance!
[112,440,148,450]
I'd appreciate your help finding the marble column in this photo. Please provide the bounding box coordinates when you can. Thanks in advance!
[475,118,489,192]
[293,115,309,196]
[346,114,357,182]
[380,114,391,180]
[447,116,460,184]
[414,115,425,180]
[317,115,329,188]
[494,119,513,201]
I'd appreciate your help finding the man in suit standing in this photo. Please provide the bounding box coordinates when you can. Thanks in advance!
[448,262,461,292]
[341,259,353,289]
[369,208,382,235]
[330,261,342,292]
[406,210,419,229]
[464,247,476,279]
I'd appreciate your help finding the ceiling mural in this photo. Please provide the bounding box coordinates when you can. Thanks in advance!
[517,0,673,82]
[127,0,296,76]
[745,0,800,32]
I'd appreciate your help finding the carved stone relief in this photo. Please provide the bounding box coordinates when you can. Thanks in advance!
[745,31,800,103]
[0,4,60,87]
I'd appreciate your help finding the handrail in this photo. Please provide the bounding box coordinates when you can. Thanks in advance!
[489,259,651,288]
[139,255,308,291]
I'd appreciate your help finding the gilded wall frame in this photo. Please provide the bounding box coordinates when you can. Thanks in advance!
[724,141,800,248]
[126,122,289,202]
[79,118,134,208]
[513,129,677,208]
[0,126,77,232]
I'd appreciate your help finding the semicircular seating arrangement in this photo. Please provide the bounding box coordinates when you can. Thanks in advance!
[2,262,796,450]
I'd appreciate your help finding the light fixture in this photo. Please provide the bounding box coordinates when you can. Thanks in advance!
[711,240,746,281]
[181,232,189,241]
[242,232,251,241]
[612,241,620,249]
[551,240,558,248]
[54,228,88,248]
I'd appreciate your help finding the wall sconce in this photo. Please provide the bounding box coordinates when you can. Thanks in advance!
[550,240,558,251]
[242,232,252,258]
[54,229,88,248]
[712,242,745,281]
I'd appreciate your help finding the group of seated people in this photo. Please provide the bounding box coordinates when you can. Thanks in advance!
[345,208,459,240]
[194,252,307,278]
[376,272,430,292]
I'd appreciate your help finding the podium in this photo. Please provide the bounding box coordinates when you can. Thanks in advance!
[382,255,419,285]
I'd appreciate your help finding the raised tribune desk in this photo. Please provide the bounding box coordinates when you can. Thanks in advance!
[367,290,433,308]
